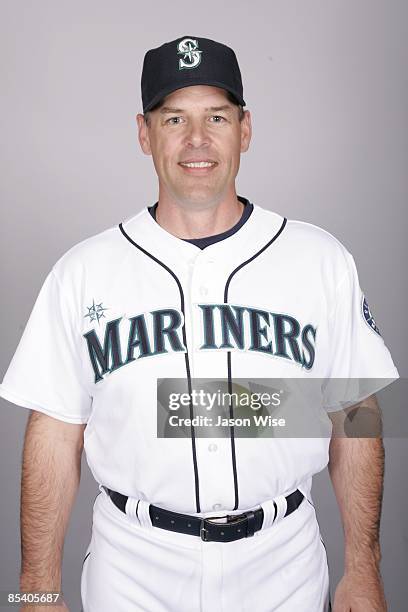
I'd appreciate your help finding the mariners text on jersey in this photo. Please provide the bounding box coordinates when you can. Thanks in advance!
[83,303,317,383]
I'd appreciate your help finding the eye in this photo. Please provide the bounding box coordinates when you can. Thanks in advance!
[209,115,226,123]
[166,116,183,125]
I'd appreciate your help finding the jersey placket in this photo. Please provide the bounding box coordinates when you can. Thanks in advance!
[185,249,239,514]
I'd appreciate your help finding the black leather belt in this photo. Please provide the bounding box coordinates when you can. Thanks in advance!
[105,487,304,543]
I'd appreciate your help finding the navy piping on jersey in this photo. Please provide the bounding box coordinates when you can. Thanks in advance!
[118,223,202,513]
[148,196,253,250]
[223,216,287,510]
[118,210,288,514]
[82,551,91,566]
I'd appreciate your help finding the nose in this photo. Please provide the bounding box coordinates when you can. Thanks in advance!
[183,118,210,148]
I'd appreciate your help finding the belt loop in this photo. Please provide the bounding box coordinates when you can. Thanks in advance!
[259,498,277,530]
[137,499,153,528]
[125,497,141,523]
[274,495,288,524]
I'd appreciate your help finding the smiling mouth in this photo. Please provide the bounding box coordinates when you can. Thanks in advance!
[179,161,218,169]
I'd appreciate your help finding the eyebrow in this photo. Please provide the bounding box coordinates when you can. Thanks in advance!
[159,104,234,114]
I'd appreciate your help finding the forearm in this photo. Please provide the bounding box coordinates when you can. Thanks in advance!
[329,435,384,571]
[20,411,84,592]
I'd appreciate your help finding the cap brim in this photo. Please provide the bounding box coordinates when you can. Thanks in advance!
[143,78,246,113]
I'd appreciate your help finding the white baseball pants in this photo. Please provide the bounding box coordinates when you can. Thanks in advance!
[81,486,330,611]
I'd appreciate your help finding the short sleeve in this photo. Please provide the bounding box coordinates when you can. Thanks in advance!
[323,250,399,411]
[0,269,92,423]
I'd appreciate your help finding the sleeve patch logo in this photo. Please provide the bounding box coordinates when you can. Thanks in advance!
[362,295,381,337]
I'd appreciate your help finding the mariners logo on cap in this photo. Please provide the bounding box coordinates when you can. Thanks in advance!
[177,38,202,70]
[362,295,381,336]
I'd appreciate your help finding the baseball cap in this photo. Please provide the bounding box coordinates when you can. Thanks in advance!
[141,35,246,113]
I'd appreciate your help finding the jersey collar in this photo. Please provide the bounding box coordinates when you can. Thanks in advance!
[120,203,285,272]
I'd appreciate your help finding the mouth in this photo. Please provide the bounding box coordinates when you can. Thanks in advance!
[178,160,218,172]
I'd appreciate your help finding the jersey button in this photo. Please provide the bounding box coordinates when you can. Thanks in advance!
[208,443,218,452]
[212,503,222,510]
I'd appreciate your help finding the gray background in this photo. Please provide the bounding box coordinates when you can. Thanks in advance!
[1,0,407,610]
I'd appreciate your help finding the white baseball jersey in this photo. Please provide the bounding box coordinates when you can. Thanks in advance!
[0,202,399,514]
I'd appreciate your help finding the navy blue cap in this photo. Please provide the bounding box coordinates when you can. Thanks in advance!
[141,35,246,113]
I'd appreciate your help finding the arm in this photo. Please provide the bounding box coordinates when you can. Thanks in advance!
[20,410,86,611]
[328,394,387,612]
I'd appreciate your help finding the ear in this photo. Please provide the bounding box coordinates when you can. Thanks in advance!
[240,110,252,153]
[136,113,152,155]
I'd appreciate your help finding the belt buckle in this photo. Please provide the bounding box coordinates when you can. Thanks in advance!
[200,513,250,542]
[200,514,229,542]
[226,512,245,524]
[200,518,210,542]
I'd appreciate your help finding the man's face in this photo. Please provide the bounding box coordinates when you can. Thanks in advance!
[137,85,252,209]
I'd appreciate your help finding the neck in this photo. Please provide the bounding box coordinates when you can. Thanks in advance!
[155,190,244,239]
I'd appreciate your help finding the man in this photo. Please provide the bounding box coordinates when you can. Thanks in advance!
[0,36,399,611]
